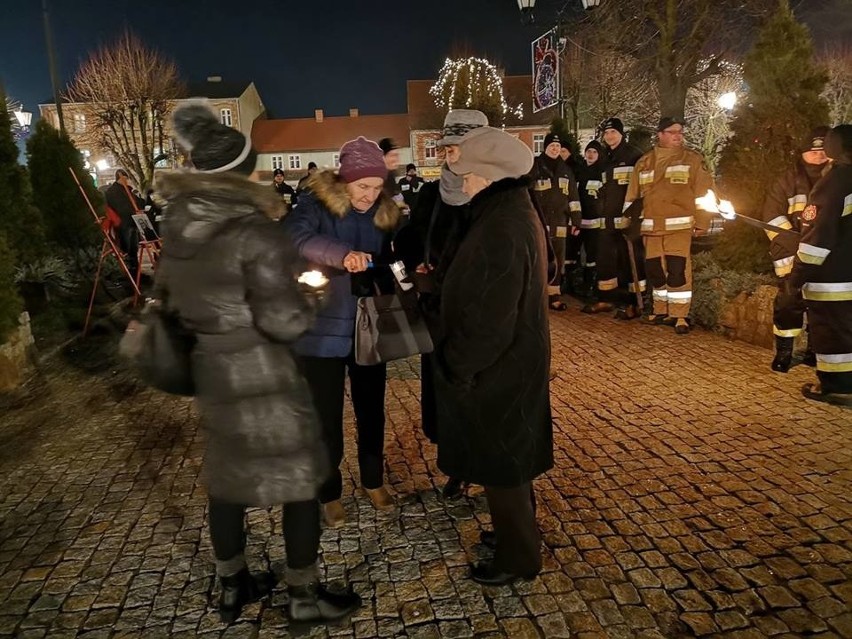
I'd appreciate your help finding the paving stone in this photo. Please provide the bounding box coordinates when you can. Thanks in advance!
[0,313,850,638]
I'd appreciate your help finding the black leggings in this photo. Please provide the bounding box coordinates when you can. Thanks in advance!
[299,354,387,503]
[208,498,320,570]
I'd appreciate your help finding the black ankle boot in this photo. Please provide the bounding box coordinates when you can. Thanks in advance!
[772,336,795,372]
[288,582,362,625]
[218,568,275,624]
[442,477,467,500]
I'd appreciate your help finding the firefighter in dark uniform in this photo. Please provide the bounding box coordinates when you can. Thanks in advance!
[272,168,296,214]
[571,140,607,299]
[584,117,645,319]
[528,133,581,310]
[762,127,830,372]
[791,124,852,406]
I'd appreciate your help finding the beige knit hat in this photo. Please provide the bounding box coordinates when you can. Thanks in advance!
[449,127,534,181]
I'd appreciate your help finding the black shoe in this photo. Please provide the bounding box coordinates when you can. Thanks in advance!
[442,477,468,501]
[218,569,275,624]
[479,530,496,550]
[288,582,362,626]
[581,301,614,314]
[801,382,852,407]
[802,349,817,367]
[674,319,690,335]
[772,336,794,372]
[470,560,537,586]
[614,305,639,321]
[641,314,668,325]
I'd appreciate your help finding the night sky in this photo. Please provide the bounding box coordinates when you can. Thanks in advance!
[1,0,845,121]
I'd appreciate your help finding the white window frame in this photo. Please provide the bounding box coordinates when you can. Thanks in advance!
[220,108,233,127]
[425,138,437,160]
[271,155,284,170]
[288,154,302,170]
[332,153,340,168]
[533,134,545,155]
[73,113,86,133]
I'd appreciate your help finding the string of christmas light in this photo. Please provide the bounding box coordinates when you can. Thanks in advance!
[429,57,524,123]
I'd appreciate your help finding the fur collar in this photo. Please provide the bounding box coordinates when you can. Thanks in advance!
[305,170,400,231]
[154,170,285,219]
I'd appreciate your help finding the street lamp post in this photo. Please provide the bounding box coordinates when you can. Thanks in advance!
[12,107,32,142]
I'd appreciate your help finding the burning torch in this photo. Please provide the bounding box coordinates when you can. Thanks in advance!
[696,190,799,237]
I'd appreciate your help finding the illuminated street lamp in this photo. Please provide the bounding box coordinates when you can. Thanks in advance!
[717,92,737,111]
[96,159,110,172]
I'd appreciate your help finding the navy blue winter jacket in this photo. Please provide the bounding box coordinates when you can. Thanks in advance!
[284,171,401,358]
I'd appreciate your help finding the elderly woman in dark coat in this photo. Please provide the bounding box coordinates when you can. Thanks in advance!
[155,102,360,626]
[435,126,554,586]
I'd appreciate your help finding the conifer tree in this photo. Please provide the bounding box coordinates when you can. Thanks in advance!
[714,1,829,272]
[0,88,46,266]
[26,120,101,254]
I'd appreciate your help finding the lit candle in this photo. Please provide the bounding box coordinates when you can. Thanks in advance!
[298,270,328,288]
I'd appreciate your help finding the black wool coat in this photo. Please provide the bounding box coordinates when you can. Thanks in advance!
[434,177,554,487]
[154,171,329,507]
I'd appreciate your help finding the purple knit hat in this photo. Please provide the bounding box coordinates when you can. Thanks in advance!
[338,137,387,183]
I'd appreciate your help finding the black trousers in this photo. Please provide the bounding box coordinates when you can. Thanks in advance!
[773,276,807,335]
[565,228,599,267]
[300,354,387,503]
[484,482,542,577]
[808,299,852,394]
[597,229,645,307]
[208,498,320,570]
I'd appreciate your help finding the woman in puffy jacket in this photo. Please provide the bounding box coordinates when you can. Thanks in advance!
[155,102,360,626]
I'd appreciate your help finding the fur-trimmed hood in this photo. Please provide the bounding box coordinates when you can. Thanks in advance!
[154,170,285,258]
[304,170,400,231]
[155,170,284,219]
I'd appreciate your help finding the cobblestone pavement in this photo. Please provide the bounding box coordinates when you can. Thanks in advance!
[0,303,850,639]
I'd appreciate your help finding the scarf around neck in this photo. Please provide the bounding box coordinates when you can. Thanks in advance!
[439,163,471,207]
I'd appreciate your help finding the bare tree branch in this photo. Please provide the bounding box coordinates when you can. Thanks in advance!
[65,30,184,190]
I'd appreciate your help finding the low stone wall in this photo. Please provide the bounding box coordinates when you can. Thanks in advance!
[717,284,807,351]
[0,313,36,392]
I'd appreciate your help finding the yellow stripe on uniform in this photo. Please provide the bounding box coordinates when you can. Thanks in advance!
[797,243,831,265]
[843,193,852,217]
[802,281,852,301]
[816,353,852,373]
[598,278,619,291]
[773,256,794,277]
[667,291,692,304]
[773,326,803,337]
[787,194,807,215]
[665,216,694,230]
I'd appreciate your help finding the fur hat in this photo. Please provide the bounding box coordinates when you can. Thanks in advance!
[601,117,624,135]
[438,109,489,146]
[172,100,256,175]
[543,133,562,149]
[657,116,686,132]
[338,137,387,183]
[449,127,534,182]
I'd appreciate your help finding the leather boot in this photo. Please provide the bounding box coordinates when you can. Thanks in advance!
[288,582,362,626]
[218,568,275,624]
[581,301,614,314]
[772,336,794,372]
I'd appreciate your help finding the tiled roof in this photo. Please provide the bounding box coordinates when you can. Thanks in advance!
[407,75,555,130]
[251,113,411,153]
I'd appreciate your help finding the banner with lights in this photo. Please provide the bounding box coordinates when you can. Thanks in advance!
[532,29,559,113]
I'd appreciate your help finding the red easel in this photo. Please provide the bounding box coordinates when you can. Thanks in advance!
[69,167,157,334]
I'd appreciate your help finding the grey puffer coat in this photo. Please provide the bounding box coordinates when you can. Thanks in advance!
[154,171,328,507]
